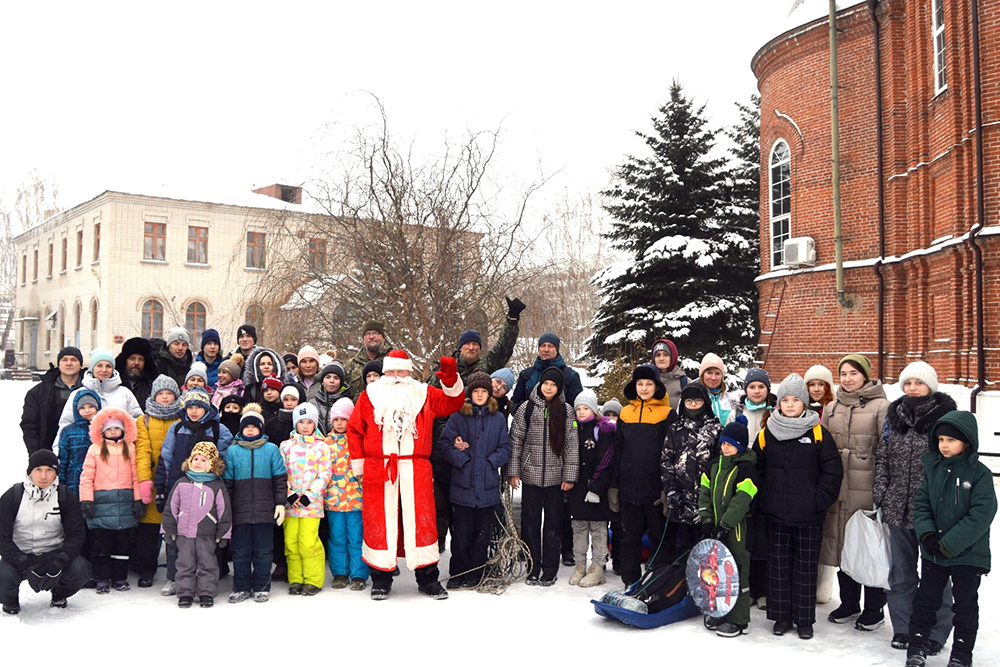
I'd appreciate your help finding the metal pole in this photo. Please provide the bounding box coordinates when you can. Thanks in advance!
[831,0,853,308]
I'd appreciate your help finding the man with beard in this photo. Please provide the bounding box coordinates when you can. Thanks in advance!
[346,321,393,397]
[347,350,465,600]
[115,337,158,406]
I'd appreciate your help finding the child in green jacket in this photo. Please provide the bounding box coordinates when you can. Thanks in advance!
[906,411,997,667]
[698,414,758,639]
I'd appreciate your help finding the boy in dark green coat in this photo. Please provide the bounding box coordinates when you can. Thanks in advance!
[906,411,996,667]
[698,414,757,638]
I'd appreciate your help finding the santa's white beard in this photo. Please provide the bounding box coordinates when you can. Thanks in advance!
[366,375,428,439]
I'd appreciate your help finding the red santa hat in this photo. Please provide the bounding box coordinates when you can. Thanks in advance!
[382,349,413,373]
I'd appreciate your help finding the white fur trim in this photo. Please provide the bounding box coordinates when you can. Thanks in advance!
[442,374,464,398]
[382,355,413,372]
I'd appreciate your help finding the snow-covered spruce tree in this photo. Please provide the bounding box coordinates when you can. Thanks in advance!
[588,82,759,378]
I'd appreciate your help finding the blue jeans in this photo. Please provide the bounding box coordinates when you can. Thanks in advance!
[887,524,952,643]
[232,523,274,592]
[327,511,368,581]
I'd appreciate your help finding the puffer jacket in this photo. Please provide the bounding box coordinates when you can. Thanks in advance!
[0,478,86,571]
[195,352,222,388]
[873,392,956,529]
[21,366,82,454]
[156,346,194,388]
[438,398,511,508]
[310,388,352,436]
[162,474,232,540]
[241,348,283,395]
[324,433,363,512]
[568,416,616,522]
[223,436,288,524]
[155,408,232,509]
[136,413,180,525]
[699,448,759,548]
[820,379,889,567]
[56,370,143,437]
[79,408,142,530]
[914,411,997,570]
[280,434,333,519]
[661,411,723,524]
[613,397,677,504]
[57,389,102,495]
[508,389,579,488]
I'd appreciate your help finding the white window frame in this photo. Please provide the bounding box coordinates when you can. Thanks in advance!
[932,0,947,94]
[769,139,792,269]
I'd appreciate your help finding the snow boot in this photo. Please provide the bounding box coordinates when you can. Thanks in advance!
[716,621,748,638]
[855,607,885,631]
[331,575,349,589]
[177,596,194,608]
[350,578,367,591]
[828,603,862,624]
[228,591,252,604]
[579,564,606,588]
[892,634,909,650]
[418,580,449,600]
[569,563,587,586]
[772,620,793,636]
[199,595,214,608]
[160,579,176,596]
[253,591,269,603]
[705,615,725,631]
[50,595,67,609]
[797,624,814,640]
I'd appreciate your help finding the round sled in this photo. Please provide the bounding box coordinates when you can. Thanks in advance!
[685,538,740,618]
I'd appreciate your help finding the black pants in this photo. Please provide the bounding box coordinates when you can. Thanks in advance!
[520,484,564,579]
[908,559,984,664]
[232,523,274,593]
[837,569,887,612]
[618,500,667,586]
[370,562,440,590]
[766,519,822,626]
[560,494,574,561]
[450,505,497,584]
[665,521,698,564]
[133,522,161,579]
[433,462,452,550]
[0,555,91,605]
[91,527,136,582]
[609,520,622,572]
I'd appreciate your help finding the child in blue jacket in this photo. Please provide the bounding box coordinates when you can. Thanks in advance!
[436,371,511,590]
[57,389,101,496]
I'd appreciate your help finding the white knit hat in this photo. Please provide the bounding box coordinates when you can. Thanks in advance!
[803,364,834,388]
[898,361,938,393]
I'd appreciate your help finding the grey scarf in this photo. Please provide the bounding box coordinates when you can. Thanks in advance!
[766,409,821,441]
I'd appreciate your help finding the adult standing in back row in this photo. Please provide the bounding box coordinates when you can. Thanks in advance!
[511,333,584,411]
[821,354,889,631]
[346,321,393,397]
[21,347,84,454]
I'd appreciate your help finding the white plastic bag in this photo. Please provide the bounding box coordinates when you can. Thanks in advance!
[841,508,892,590]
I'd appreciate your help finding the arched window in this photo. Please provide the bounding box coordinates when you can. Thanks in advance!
[142,299,164,339]
[73,302,81,348]
[244,303,265,338]
[769,140,791,269]
[90,299,99,347]
[58,304,65,349]
[185,301,207,344]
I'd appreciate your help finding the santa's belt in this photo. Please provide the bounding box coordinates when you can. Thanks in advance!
[370,453,429,484]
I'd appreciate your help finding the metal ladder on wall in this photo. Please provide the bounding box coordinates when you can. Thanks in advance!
[755,280,786,368]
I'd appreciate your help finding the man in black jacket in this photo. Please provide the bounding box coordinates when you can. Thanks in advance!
[0,450,90,614]
[115,337,158,407]
[20,346,84,454]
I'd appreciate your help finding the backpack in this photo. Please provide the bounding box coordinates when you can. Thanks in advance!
[629,563,688,614]
[757,424,823,449]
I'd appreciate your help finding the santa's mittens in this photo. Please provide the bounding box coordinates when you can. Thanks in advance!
[435,357,459,387]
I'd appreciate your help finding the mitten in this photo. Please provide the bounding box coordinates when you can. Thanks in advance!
[435,356,459,387]
[287,493,300,507]
[506,296,526,320]
[217,539,229,549]
[608,488,620,513]
[139,480,155,504]
[133,499,147,519]
[274,505,285,526]
[155,492,166,513]
[81,501,96,519]
[585,491,600,503]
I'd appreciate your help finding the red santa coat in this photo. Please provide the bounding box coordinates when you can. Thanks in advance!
[347,378,464,571]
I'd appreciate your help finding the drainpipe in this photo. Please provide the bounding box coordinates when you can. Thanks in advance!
[868,0,886,382]
[969,0,986,412]
[831,0,854,309]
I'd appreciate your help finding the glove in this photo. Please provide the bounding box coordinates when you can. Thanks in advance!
[274,505,285,526]
[435,356,459,387]
[608,488,620,513]
[155,492,166,514]
[287,493,300,507]
[506,296,526,320]
[921,533,944,558]
[164,534,176,543]
[299,494,311,507]
[217,539,229,549]
[81,501,96,519]
[702,523,716,538]
[709,526,729,542]
[133,499,147,519]
[653,490,669,517]
[585,491,600,504]
[25,569,44,593]
[139,480,155,504]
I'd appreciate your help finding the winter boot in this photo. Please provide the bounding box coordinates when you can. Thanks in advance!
[199,595,214,608]
[855,607,885,631]
[569,563,587,586]
[418,580,449,600]
[50,595,67,609]
[160,579,176,596]
[579,563,607,588]
[95,580,111,594]
[228,591,252,604]
[177,596,194,608]
[716,621,748,638]
[350,578,367,591]
[331,575,349,589]
[705,616,726,631]
[302,584,321,596]
[253,591,269,603]
[2,602,19,615]
[370,581,391,600]
[828,603,862,624]
[797,624,814,640]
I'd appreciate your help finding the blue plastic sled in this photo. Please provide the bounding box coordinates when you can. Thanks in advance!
[591,595,700,629]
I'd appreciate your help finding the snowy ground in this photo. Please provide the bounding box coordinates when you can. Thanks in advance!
[1,379,997,665]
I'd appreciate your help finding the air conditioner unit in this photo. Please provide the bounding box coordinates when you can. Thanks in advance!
[783,236,816,268]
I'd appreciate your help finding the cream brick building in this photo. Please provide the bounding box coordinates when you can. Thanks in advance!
[13,187,316,369]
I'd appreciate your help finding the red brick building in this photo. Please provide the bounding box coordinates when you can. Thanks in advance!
[752,0,1000,403]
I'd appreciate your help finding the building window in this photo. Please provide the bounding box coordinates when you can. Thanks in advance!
[47,242,53,277]
[32,248,38,281]
[73,302,81,348]
[246,232,266,269]
[308,238,327,271]
[90,300,98,345]
[187,226,209,264]
[61,238,67,272]
[144,222,166,261]
[21,254,26,284]
[93,223,100,262]
[76,230,83,267]
[185,301,206,343]
[245,304,265,338]
[769,140,792,269]
[58,305,65,348]
[140,299,164,339]
[932,0,947,93]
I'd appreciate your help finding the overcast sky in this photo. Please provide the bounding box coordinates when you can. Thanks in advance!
[0,0,840,215]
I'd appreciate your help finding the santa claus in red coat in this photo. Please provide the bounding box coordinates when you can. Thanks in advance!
[347,350,465,599]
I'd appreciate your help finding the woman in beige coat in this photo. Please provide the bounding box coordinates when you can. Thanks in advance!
[820,354,889,631]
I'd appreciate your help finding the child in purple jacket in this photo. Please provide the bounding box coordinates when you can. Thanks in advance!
[162,441,233,608]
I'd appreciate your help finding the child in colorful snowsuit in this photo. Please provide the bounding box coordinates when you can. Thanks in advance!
[906,411,997,667]
[134,375,182,587]
[699,414,758,638]
[162,442,233,608]
[223,403,287,603]
[661,383,723,563]
[212,354,245,409]
[438,371,511,590]
[324,397,368,590]
[567,390,614,588]
[280,402,333,594]
[57,389,101,495]
[78,407,143,593]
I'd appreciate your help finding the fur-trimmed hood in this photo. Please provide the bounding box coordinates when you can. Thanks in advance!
[459,397,498,416]
[242,347,283,386]
[89,407,139,446]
